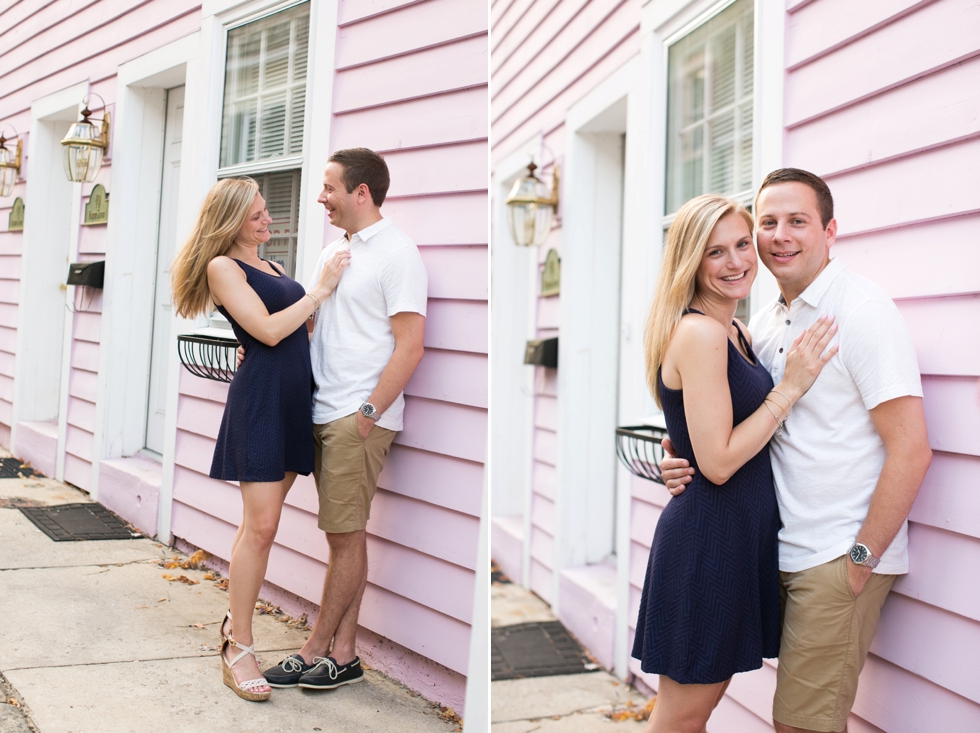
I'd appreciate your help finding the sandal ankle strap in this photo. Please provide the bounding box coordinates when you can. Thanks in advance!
[225,637,258,668]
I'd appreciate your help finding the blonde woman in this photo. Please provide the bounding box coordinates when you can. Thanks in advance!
[633,195,837,732]
[171,178,349,701]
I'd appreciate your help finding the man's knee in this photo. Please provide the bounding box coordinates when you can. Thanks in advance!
[325,528,366,554]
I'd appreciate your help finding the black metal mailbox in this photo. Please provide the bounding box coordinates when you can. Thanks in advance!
[66,261,105,289]
[524,337,558,368]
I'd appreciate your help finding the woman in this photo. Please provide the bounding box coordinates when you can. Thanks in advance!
[170,178,349,702]
[633,195,837,732]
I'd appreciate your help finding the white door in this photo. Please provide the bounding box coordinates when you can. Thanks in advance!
[145,85,184,455]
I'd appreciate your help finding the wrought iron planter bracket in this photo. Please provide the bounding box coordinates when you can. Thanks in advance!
[177,333,239,383]
[615,425,669,484]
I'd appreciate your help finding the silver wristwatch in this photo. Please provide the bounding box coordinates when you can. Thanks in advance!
[360,402,379,421]
[848,542,879,570]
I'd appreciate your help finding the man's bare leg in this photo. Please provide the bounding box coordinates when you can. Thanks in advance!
[329,555,368,665]
[298,529,366,663]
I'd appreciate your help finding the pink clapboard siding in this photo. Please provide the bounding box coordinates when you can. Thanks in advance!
[490,0,640,613]
[167,0,488,711]
[0,0,200,478]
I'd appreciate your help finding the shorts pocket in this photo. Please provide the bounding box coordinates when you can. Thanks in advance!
[839,555,858,601]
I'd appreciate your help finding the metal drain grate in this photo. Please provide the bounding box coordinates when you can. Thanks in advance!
[0,458,44,479]
[19,503,141,541]
[491,621,597,681]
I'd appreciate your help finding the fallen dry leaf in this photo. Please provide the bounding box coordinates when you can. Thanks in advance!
[7,697,20,707]
[162,573,200,585]
[161,549,211,571]
[605,697,656,722]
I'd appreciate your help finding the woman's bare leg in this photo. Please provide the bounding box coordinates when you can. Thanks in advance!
[223,473,296,690]
[644,675,732,733]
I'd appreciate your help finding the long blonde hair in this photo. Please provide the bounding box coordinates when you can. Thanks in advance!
[170,177,260,319]
[644,194,754,407]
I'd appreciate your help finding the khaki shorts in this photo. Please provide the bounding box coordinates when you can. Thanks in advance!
[313,413,396,534]
[773,555,897,732]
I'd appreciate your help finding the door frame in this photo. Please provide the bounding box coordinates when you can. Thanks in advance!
[90,34,197,503]
[13,81,89,477]
[490,137,546,587]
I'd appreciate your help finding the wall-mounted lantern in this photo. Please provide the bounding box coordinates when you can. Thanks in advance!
[505,161,560,247]
[61,95,111,183]
[0,128,23,197]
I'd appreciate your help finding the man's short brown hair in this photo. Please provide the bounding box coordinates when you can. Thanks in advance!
[757,168,834,228]
[328,147,390,207]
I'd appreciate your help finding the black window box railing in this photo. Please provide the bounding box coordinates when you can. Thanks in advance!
[615,425,669,484]
[177,333,239,383]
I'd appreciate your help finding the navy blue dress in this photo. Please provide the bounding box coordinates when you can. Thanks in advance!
[209,259,314,482]
[632,312,781,684]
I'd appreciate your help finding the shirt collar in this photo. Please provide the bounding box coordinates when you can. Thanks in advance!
[776,257,845,308]
[345,216,392,244]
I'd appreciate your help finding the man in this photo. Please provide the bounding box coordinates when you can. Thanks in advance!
[263,148,427,690]
[660,169,932,733]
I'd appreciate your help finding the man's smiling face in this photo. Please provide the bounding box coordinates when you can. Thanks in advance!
[755,181,837,303]
[318,161,358,235]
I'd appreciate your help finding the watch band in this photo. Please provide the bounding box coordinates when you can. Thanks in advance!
[848,542,880,570]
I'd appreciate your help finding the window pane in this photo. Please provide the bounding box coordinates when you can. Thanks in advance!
[256,169,301,279]
[666,0,754,214]
[220,2,310,168]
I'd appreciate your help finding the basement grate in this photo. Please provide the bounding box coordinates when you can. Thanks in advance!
[19,503,142,541]
[491,621,597,681]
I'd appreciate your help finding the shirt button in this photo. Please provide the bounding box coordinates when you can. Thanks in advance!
[778,348,784,353]
[785,319,791,325]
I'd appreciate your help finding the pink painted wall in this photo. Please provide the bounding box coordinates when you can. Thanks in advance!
[0,1,202,477]
[169,0,488,712]
[625,1,980,729]
[490,0,640,604]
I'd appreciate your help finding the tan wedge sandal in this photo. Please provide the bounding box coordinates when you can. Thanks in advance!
[219,610,271,702]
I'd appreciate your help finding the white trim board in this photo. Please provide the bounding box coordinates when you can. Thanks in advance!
[490,135,545,589]
[555,56,638,632]
[90,34,198,511]
[12,81,89,468]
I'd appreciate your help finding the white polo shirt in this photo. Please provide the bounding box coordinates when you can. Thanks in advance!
[749,258,922,574]
[308,217,428,431]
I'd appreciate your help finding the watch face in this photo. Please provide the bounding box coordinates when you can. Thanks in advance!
[850,544,869,564]
[361,404,376,418]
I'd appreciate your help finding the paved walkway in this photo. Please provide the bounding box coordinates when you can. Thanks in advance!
[0,448,458,733]
[490,579,651,732]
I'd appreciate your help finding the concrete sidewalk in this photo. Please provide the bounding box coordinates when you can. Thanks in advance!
[0,452,457,733]
[490,579,652,732]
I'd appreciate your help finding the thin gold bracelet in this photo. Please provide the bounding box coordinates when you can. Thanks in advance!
[768,389,792,413]
[763,400,785,436]
[765,398,790,421]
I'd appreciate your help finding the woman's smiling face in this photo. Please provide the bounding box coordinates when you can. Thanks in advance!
[695,210,757,306]
[236,193,272,248]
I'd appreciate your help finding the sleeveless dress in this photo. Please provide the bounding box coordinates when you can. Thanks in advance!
[632,311,781,684]
[209,259,315,482]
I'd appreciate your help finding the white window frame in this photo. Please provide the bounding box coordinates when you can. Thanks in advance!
[645,0,783,327]
[214,0,312,281]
